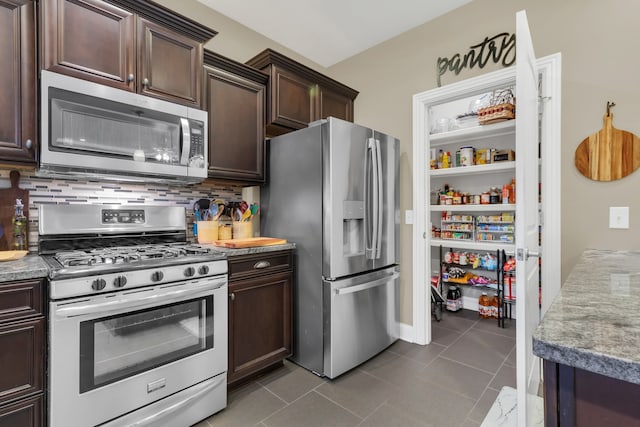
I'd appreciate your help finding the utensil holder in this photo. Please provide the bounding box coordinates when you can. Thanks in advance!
[233,221,253,239]
[218,220,233,240]
[197,221,218,244]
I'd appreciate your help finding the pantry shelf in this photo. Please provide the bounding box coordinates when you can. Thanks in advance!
[430,204,516,212]
[429,161,515,177]
[431,239,515,252]
[429,120,515,147]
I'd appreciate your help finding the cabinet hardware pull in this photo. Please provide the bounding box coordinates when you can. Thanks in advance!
[142,77,150,87]
[253,261,271,269]
[25,139,32,149]
[230,293,235,301]
[127,73,135,82]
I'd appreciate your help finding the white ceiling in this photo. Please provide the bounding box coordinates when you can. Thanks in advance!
[197,0,474,67]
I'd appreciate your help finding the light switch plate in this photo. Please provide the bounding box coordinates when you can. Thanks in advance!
[609,206,629,229]
[405,210,414,225]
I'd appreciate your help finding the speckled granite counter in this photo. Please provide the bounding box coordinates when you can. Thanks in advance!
[201,243,295,257]
[533,249,640,384]
[0,255,49,282]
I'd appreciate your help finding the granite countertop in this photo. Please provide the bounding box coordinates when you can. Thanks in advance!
[201,243,296,257]
[0,254,50,283]
[533,249,640,384]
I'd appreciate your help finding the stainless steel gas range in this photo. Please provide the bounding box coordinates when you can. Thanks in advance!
[39,204,227,427]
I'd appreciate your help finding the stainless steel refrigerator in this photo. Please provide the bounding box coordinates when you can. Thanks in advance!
[261,117,399,378]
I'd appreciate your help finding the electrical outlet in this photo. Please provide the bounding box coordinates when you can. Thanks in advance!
[609,207,630,229]
[610,273,630,295]
[405,210,414,225]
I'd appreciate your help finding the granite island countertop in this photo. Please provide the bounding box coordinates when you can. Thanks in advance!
[0,254,50,282]
[533,249,640,384]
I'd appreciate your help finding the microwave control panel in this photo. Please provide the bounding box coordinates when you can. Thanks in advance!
[190,121,205,158]
[102,209,145,224]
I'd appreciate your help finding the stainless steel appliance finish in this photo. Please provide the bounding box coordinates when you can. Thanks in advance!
[261,117,400,378]
[39,70,208,183]
[41,205,228,427]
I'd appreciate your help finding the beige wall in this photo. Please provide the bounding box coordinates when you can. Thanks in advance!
[160,0,640,325]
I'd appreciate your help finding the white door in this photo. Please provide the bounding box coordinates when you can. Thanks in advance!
[515,10,543,426]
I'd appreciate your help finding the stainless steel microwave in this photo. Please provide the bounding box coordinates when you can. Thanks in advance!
[39,70,208,184]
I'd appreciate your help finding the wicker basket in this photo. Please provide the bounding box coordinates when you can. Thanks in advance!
[478,88,516,125]
[478,102,515,125]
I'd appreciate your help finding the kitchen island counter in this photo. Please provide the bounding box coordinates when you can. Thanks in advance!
[534,249,640,426]
[533,249,640,384]
[0,254,49,282]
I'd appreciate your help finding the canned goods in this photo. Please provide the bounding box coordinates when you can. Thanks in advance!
[460,146,474,166]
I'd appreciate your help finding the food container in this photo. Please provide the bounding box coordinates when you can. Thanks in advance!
[460,146,474,166]
[196,221,218,244]
[218,220,233,240]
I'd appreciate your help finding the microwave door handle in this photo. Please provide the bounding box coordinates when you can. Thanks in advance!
[54,280,225,318]
[179,118,191,165]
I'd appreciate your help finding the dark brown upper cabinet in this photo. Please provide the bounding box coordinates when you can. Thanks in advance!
[0,0,37,166]
[41,0,216,108]
[204,51,268,183]
[246,49,358,137]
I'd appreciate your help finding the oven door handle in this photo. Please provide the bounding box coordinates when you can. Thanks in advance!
[55,279,226,318]
[127,375,226,427]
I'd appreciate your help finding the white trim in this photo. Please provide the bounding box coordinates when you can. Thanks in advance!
[398,322,415,343]
[412,54,562,347]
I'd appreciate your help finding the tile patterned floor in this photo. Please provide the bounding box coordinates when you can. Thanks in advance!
[195,310,515,427]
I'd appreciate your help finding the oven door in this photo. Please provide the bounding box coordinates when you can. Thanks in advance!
[49,276,227,427]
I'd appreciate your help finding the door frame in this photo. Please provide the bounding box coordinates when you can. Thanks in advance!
[411,53,561,345]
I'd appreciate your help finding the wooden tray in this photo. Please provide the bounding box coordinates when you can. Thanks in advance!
[212,237,287,248]
[0,171,29,251]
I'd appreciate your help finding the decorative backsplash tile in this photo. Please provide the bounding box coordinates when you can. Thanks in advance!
[0,169,244,252]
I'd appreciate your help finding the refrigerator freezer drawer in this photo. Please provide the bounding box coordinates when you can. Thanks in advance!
[323,266,400,378]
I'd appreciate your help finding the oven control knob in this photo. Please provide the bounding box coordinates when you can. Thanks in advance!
[91,278,107,291]
[184,267,196,277]
[113,276,127,288]
[151,271,164,282]
[198,265,210,275]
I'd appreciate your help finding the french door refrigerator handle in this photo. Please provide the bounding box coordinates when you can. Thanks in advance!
[370,138,380,259]
[374,138,383,259]
[365,138,376,259]
[55,279,226,318]
[334,272,400,295]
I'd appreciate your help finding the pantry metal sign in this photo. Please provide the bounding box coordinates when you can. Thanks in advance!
[436,32,516,87]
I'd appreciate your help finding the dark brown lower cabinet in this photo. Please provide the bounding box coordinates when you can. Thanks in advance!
[227,250,292,388]
[0,279,45,427]
[543,359,640,426]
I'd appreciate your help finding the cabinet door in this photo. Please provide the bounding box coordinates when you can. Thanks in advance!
[270,65,316,130]
[0,0,36,165]
[137,17,202,108]
[204,66,265,182]
[228,271,292,386]
[318,86,353,122]
[0,395,43,427]
[42,0,135,91]
[0,318,44,405]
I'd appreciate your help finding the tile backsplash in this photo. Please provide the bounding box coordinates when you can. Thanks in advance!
[0,168,244,252]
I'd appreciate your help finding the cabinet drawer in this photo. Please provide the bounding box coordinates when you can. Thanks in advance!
[228,251,292,281]
[0,318,44,405]
[0,280,43,324]
[0,394,43,427]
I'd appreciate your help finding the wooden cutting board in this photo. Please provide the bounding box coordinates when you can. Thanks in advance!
[213,237,287,248]
[0,171,29,251]
[575,112,640,181]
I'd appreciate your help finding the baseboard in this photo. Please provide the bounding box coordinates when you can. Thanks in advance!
[398,322,414,342]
